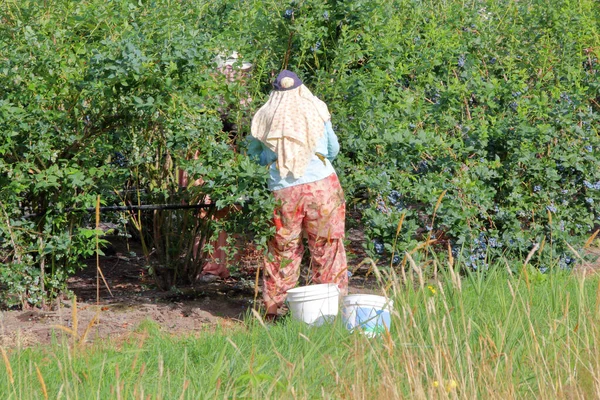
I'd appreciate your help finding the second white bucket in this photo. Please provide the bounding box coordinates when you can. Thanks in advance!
[342,294,393,337]
[286,283,340,326]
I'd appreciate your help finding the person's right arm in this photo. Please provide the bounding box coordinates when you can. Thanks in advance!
[247,137,276,166]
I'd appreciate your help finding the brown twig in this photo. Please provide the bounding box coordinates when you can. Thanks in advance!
[283,29,295,70]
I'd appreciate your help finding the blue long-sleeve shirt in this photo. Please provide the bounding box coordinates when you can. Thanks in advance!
[248,120,339,191]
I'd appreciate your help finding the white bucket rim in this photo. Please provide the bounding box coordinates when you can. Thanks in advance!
[287,293,340,303]
[286,283,340,295]
[343,294,393,309]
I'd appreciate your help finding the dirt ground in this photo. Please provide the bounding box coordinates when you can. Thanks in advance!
[2,228,598,349]
[0,228,381,348]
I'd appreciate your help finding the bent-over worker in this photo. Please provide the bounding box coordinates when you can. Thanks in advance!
[248,70,348,319]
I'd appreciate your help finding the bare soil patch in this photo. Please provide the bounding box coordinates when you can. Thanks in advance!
[0,227,379,347]
[6,225,596,349]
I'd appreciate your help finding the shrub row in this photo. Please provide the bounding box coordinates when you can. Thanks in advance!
[0,0,598,306]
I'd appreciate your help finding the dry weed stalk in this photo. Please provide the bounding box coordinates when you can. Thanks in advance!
[0,346,14,384]
[52,296,100,347]
[35,364,48,400]
[584,229,600,248]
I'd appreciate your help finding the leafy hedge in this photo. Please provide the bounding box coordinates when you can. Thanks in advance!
[308,0,600,270]
[1,0,599,306]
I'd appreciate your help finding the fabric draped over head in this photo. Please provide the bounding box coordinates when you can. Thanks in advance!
[251,70,331,179]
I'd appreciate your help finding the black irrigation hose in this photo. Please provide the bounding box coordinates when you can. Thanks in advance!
[22,203,215,219]
[88,203,215,212]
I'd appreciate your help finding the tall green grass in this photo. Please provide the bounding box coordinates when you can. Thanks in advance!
[2,265,600,399]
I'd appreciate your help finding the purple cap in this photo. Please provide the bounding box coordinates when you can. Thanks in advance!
[273,70,303,91]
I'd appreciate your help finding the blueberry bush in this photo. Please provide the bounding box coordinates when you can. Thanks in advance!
[1,0,599,306]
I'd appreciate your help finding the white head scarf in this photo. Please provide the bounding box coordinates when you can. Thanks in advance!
[251,72,330,179]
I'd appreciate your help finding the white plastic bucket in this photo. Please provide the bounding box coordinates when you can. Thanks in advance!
[286,283,340,326]
[342,294,393,337]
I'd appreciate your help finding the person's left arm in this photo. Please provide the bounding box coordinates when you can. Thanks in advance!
[325,120,340,161]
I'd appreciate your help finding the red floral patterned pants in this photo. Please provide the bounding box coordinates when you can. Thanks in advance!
[263,173,348,308]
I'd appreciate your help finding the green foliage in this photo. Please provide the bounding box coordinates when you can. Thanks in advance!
[309,0,600,269]
[0,0,273,305]
[1,0,599,304]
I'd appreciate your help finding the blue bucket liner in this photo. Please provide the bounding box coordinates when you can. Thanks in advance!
[342,294,393,337]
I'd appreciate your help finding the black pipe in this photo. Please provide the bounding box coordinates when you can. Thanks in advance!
[88,203,214,212]
[22,203,215,219]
